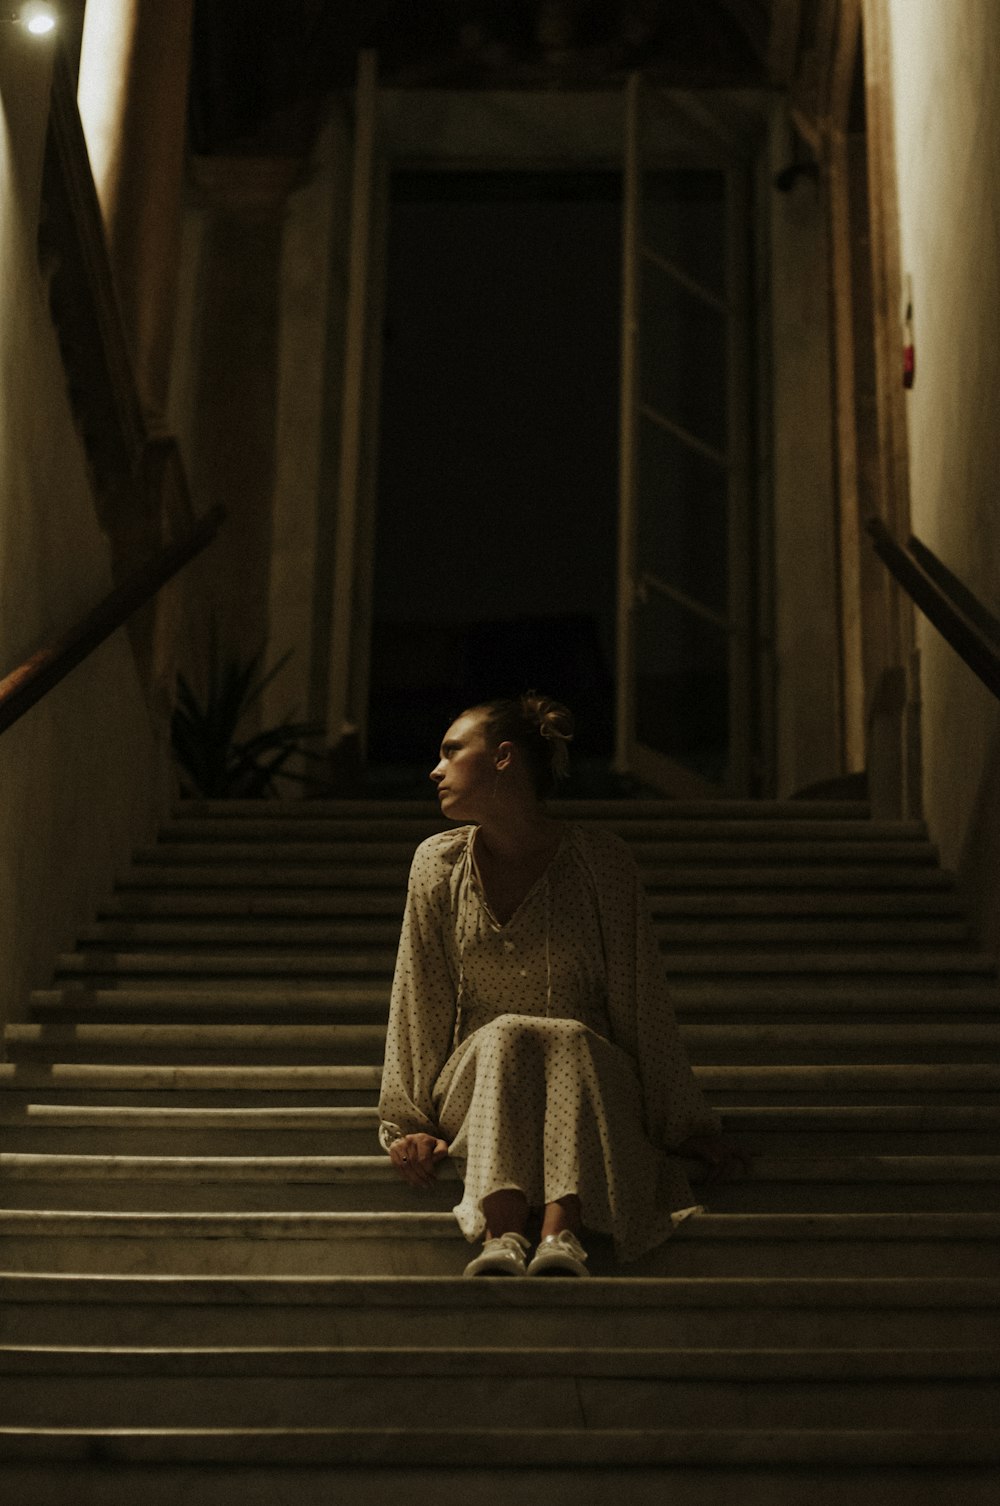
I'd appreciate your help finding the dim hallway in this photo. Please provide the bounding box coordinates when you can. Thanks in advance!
[1,796,1000,1500]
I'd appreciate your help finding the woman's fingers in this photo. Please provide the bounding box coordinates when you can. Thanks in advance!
[390,1134,449,1187]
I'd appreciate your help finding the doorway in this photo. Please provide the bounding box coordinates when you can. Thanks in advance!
[367,171,621,785]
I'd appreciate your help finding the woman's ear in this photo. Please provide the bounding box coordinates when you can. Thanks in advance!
[495,740,514,773]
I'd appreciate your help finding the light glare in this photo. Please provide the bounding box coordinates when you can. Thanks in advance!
[21,3,57,35]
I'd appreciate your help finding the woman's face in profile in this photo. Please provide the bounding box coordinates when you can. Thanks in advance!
[431,712,496,821]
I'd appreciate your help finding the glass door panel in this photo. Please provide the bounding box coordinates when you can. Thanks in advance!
[616,76,753,797]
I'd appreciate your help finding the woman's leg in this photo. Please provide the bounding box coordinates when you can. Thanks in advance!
[540,1193,582,1240]
[482,1187,529,1239]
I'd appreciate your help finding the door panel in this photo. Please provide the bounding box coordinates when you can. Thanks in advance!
[616,75,754,796]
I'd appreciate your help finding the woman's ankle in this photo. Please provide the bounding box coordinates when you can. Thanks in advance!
[482,1187,529,1240]
[540,1194,582,1240]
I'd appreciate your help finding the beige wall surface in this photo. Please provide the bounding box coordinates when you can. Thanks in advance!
[0,38,166,1031]
[885,0,1000,948]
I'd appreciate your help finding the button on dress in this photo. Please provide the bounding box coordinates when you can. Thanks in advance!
[378,822,722,1262]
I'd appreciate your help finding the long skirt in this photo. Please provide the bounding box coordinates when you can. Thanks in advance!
[432,1013,699,1263]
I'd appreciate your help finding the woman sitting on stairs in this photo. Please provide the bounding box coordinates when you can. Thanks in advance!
[378,692,747,1277]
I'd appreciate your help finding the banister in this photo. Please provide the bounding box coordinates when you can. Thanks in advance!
[866,516,1000,701]
[0,505,225,738]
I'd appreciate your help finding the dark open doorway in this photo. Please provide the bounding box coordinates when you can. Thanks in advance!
[367,170,622,791]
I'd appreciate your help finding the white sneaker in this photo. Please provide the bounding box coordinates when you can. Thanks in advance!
[526,1230,589,1278]
[463,1231,531,1278]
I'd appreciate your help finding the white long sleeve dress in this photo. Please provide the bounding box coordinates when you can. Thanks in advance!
[377,822,722,1262]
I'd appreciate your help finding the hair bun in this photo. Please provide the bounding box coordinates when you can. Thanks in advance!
[522,692,573,779]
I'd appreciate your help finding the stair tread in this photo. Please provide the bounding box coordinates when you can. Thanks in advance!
[4,1061,1000,1089]
[173,799,874,819]
[116,865,960,890]
[2,1272,998,1303]
[137,841,939,867]
[50,948,999,973]
[10,798,1000,1482]
[6,1104,1000,1130]
[3,1343,999,1378]
[2,1210,999,1237]
[4,1152,1000,1182]
[2,1424,999,1468]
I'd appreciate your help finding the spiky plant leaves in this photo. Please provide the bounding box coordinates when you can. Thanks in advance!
[171,639,322,798]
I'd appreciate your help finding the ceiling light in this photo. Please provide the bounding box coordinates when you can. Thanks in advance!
[20,2,58,35]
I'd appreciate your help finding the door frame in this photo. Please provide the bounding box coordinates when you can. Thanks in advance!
[330,72,772,790]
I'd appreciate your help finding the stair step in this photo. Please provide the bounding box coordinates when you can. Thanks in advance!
[136,840,940,868]
[2,1273,998,1351]
[9,1020,1000,1068]
[2,1211,999,1278]
[172,798,874,821]
[2,1152,999,1215]
[25,984,1000,1026]
[4,1060,999,1102]
[77,917,975,948]
[161,816,913,844]
[5,1102,1000,1158]
[116,865,960,891]
[4,1342,1000,1429]
[50,947,999,980]
[2,1424,999,1474]
[98,888,969,918]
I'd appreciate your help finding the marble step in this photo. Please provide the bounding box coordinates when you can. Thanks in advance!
[25,982,1000,1024]
[77,917,975,948]
[9,1020,1000,1067]
[98,887,968,918]
[3,1061,999,1111]
[2,1272,999,1351]
[161,816,911,844]
[3,1424,999,1473]
[4,1118,998,1161]
[135,839,940,868]
[115,864,959,891]
[172,798,874,821]
[1,1210,999,1278]
[49,947,998,982]
[2,1152,999,1214]
[4,1447,999,1506]
[5,1338,1000,1430]
[5,1103,1000,1159]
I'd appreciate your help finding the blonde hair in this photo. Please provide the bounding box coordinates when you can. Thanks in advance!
[466,691,574,796]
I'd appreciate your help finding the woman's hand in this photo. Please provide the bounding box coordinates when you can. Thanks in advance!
[388,1132,449,1188]
[677,1133,753,1185]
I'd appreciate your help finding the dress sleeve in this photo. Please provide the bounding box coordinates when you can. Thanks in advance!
[377,835,459,1148]
[593,830,722,1150]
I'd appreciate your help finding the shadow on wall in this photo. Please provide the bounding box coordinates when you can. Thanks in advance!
[367,612,614,768]
[958,718,1000,959]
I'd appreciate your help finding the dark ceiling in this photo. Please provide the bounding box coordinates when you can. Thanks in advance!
[189,0,780,154]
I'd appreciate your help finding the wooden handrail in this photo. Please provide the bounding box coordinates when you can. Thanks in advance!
[867,516,1000,701]
[0,506,225,738]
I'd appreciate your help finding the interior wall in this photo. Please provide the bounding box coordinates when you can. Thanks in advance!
[0,38,166,1032]
[167,109,354,748]
[768,107,842,797]
[884,0,1000,949]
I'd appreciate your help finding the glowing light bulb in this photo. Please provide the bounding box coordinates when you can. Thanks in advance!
[21,2,57,35]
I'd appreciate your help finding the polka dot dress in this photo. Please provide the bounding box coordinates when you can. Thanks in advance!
[378,823,722,1262]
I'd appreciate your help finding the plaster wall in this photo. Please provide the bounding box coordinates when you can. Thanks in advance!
[0,39,165,1031]
[768,110,842,797]
[885,0,1000,948]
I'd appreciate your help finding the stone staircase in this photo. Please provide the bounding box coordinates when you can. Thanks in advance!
[2,797,1000,1503]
